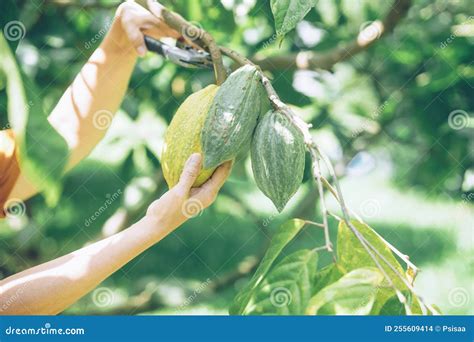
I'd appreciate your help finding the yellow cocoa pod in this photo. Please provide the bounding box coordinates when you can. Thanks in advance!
[161,84,219,188]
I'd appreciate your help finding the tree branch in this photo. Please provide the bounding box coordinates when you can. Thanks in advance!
[133,0,226,84]
[254,0,412,71]
[160,9,227,85]
[98,0,429,314]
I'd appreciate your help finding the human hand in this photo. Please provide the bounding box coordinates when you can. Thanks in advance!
[115,0,180,56]
[146,154,232,233]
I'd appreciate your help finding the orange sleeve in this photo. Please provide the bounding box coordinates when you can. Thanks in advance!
[0,129,21,218]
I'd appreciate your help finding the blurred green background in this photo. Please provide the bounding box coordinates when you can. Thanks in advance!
[0,0,472,315]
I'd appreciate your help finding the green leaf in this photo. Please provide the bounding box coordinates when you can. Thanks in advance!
[337,220,420,314]
[0,32,68,205]
[379,291,429,315]
[312,263,344,296]
[306,267,384,315]
[230,218,306,314]
[242,249,317,315]
[270,0,317,36]
[379,293,407,315]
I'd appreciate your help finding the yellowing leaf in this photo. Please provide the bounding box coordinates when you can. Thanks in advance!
[306,267,384,315]
[337,220,421,314]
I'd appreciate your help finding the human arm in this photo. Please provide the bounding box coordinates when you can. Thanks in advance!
[9,0,179,200]
[0,154,231,315]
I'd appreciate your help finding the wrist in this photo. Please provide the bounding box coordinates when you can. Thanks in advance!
[142,214,176,241]
[103,13,139,57]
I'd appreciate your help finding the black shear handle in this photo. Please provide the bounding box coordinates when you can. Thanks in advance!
[144,36,166,55]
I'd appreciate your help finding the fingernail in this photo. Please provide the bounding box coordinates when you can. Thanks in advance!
[190,153,201,164]
[137,46,146,56]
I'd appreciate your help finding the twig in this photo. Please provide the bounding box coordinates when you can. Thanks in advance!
[312,245,331,253]
[315,145,438,314]
[161,10,226,85]
[135,0,227,85]
[321,176,339,201]
[372,229,419,274]
[304,220,325,228]
[354,231,431,315]
[315,146,404,284]
[50,0,427,315]
[310,149,332,252]
[217,39,430,313]
[220,46,254,66]
[140,0,430,314]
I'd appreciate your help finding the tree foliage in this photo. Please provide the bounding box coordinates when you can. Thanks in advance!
[0,0,472,315]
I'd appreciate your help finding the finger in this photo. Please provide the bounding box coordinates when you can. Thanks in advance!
[158,23,181,39]
[147,0,164,17]
[141,11,161,27]
[122,22,147,56]
[177,153,202,192]
[143,23,181,40]
[201,160,233,192]
[147,0,181,39]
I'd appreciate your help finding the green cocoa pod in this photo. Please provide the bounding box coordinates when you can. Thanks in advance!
[201,65,264,169]
[162,85,219,188]
[251,110,305,212]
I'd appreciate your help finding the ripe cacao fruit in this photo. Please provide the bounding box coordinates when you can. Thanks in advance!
[251,110,305,212]
[201,65,264,169]
[161,85,219,188]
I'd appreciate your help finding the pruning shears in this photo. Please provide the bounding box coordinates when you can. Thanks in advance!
[144,35,213,69]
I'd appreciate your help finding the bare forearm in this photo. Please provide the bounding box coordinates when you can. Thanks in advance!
[0,153,231,315]
[9,18,138,200]
[8,2,177,201]
[9,19,138,200]
[0,216,168,315]
[49,18,138,168]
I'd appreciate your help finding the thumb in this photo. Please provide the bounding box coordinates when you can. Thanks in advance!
[177,153,202,192]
